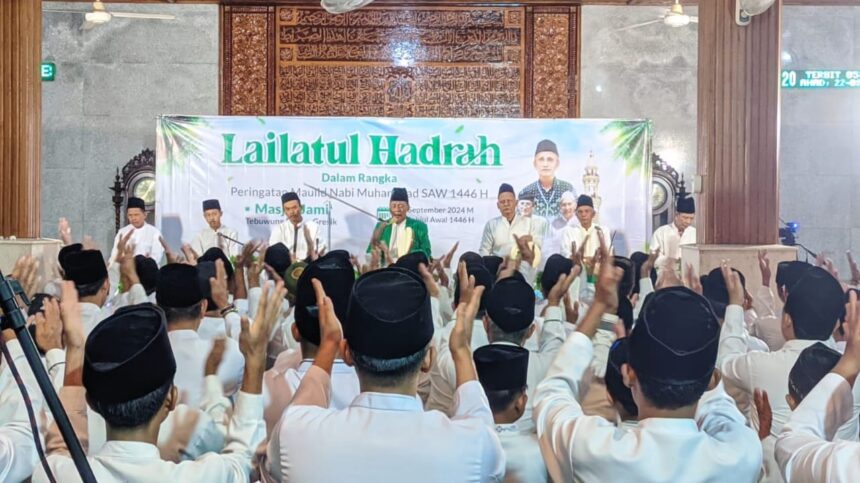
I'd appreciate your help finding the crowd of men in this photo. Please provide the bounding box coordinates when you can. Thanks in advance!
[2,181,860,483]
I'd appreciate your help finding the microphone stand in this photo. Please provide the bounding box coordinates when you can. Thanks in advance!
[0,270,96,483]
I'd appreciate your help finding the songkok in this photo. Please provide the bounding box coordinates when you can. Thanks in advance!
[156,264,203,308]
[265,243,292,275]
[459,251,483,266]
[198,247,234,281]
[135,255,159,295]
[487,278,535,333]
[390,187,409,203]
[629,286,719,385]
[63,249,108,286]
[784,267,846,341]
[346,267,432,359]
[776,260,813,291]
[498,183,515,196]
[58,243,83,272]
[534,139,559,156]
[605,338,637,416]
[482,255,504,277]
[541,254,573,297]
[676,195,695,214]
[614,256,635,297]
[295,252,355,345]
[576,195,594,208]
[453,263,494,313]
[202,199,221,211]
[394,251,429,276]
[700,267,747,318]
[84,304,176,404]
[281,191,300,205]
[474,344,529,391]
[283,261,307,301]
[127,197,146,211]
[789,342,841,403]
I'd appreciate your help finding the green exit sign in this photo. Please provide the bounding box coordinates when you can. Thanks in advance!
[41,62,55,81]
[781,69,860,89]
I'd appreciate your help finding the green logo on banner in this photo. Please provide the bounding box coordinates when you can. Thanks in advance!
[376,207,391,221]
[41,62,56,82]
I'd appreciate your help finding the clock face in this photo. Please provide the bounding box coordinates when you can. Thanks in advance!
[652,181,668,210]
[133,177,156,205]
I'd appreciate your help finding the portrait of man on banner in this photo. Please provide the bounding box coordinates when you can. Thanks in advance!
[517,139,576,218]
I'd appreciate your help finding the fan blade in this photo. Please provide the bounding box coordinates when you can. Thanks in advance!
[689,16,699,23]
[615,18,663,32]
[81,20,98,31]
[44,9,89,14]
[109,12,176,20]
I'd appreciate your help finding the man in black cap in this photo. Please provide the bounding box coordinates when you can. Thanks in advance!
[191,199,241,259]
[559,194,610,261]
[474,344,548,483]
[786,342,842,410]
[650,194,696,270]
[269,191,326,262]
[604,338,639,430]
[535,260,761,482]
[479,183,544,280]
[157,263,245,408]
[719,266,856,473]
[367,187,431,263]
[269,266,504,482]
[36,280,287,483]
[109,196,164,267]
[62,248,117,336]
[262,251,359,436]
[517,139,575,218]
[752,252,814,351]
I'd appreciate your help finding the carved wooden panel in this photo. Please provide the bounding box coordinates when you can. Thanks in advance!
[221,3,580,119]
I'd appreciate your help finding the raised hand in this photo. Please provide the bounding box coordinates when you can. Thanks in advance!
[593,254,623,314]
[264,263,285,285]
[442,241,459,269]
[209,259,230,311]
[848,251,860,286]
[310,278,344,374]
[640,249,659,280]
[513,234,535,264]
[236,240,261,268]
[456,261,474,310]
[563,293,580,324]
[418,263,440,298]
[376,240,394,267]
[758,249,772,287]
[11,255,40,297]
[547,272,576,307]
[33,297,63,353]
[450,268,484,387]
[58,217,73,245]
[754,389,773,440]
[239,280,286,393]
[247,244,267,288]
[496,254,521,281]
[720,260,744,307]
[160,237,184,264]
[573,235,590,267]
[655,259,683,290]
[81,235,98,251]
[181,244,198,266]
[303,224,319,261]
[435,260,450,288]
[204,338,227,377]
[118,235,139,292]
[59,281,85,386]
[684,263,703,295]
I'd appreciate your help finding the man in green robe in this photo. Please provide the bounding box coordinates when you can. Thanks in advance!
[367,187,431,263]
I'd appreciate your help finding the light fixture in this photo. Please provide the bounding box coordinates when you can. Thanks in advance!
[85,10,111,24]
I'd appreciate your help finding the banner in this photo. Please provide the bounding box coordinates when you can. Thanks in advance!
[156,116,652,260]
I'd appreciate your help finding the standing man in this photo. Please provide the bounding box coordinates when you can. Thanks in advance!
[650,194,696,270]
[560,195,610,259]
[191,199,241,258]
[480,183,544,271]
[109,197,164,265]
[367,187,431,262]
[269,192,326,262]
[517,140,575,218]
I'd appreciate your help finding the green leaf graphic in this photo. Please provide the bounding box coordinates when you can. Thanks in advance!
[455,125,465,134]
[600,120,652,176]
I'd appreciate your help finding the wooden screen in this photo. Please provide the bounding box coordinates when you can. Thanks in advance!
[221,2,580,118]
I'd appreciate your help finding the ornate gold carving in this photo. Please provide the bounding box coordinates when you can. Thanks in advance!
[532,13,570,118]
[229,13,270,115]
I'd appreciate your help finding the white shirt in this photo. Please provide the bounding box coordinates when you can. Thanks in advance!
[0,340,40,483]
[266,365,505,482]
[496,418,548,483]
[650,223,696,266]
[109,223,165,265]
[535,331,762,483]
[34,388,264,483]
[426,307,566,422]
[560,224,611,259]
[168,330,245,408]
[269,219,325,262]
[479,214,545,259]
[262,359,359,436]
[748,286,787,351]
[717,306,860,441]
[191,225,241,258]
[776,373,860,482]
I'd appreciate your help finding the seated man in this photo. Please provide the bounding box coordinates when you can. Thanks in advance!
[367,188,431,263]
[35,280,286,482]
[474,344,547,483]
[479,183,544,279]
[535,260,762,482]
[775,292,860,481]
[110,197,164,265]
[268,267,504,481]
[191,199,241,258]
[560,195,610,261]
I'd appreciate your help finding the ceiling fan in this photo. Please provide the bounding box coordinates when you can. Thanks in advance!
[43,1,176,30]
[616,0,698,32]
